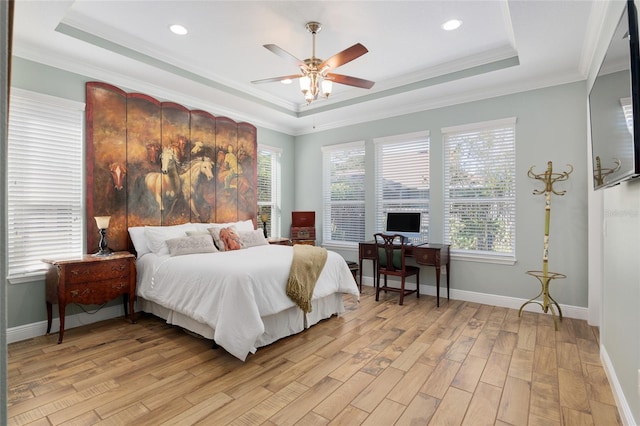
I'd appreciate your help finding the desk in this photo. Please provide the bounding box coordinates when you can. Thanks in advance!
[358,242,450,307]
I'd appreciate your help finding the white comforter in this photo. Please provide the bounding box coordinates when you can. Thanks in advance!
[136,245,359,360]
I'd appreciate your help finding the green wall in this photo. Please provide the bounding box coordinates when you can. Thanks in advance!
[294,82,588,307]
[8,57,590,326]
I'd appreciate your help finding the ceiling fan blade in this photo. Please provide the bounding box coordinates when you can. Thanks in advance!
[251,74,303,84]
[263,44,306,68]
[326,73,375,89]
[320,43,368,70]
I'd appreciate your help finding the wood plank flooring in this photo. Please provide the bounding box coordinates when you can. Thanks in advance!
[8,287,622,425]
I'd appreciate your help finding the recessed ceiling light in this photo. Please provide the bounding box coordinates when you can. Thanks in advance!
[170,24,188,35]
[281,79,292,85]
[442,19,462,31]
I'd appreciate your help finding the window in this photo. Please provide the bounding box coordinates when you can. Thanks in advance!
[257,144,282,238]
[374,131,430,244]
[443,117,516,263]
[322,141,365,245]
[7,89,84,281]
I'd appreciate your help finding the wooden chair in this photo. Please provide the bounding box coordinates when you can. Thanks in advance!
[374,233,420,305]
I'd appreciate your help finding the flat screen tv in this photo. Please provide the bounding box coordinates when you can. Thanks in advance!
[589,0,640,189]
[385,212,421,241]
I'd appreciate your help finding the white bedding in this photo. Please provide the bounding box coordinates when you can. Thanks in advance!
[136,244,359,360]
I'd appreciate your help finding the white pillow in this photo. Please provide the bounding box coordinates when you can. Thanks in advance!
[235,219,255,231]
[166,234,218,256]
[128,227,151,258]
[185,230,211,237]
[239,230,269,248]
[144,223,196,256]
[193,219,255,233]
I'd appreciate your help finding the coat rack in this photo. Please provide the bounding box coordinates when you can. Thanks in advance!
[519,161,573,330]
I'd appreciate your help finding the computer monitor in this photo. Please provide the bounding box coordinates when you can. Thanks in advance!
[385,212,422,241]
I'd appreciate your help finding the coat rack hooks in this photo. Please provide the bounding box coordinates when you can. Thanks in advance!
[527,161,573,195]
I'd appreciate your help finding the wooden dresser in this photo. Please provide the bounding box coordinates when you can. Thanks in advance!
[43,251,136,343]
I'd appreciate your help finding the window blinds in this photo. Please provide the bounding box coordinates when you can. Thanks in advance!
[7,90,84,279]
[443,118,516,260]
[374,132,430,243]
[257,145,282,238]
[322,141,366,244]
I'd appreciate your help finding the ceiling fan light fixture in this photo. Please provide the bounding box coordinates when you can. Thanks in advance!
[252,20,374,105]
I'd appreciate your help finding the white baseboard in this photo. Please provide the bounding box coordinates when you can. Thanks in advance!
[359,276,588,320]
[600,345,635,426]
[7,304,127,344]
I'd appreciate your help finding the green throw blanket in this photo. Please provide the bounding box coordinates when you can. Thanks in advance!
[286,244,328,313]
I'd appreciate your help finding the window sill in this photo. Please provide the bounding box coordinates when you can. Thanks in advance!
[450,251,516,265]
[8,271,47,285]
[321,241,359,251]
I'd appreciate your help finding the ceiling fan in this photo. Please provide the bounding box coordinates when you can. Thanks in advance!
[251,21,375,104]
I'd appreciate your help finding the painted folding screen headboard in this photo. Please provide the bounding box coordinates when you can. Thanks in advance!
[85,82,258,253]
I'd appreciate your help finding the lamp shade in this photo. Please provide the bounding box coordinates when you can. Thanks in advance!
[299,75,310,93]
[94,216,111,229]
[321,79,333,97]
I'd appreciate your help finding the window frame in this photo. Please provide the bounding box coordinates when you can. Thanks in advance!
[442,117,517,264]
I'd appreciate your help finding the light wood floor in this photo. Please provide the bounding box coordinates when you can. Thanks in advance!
[8,287,622,425]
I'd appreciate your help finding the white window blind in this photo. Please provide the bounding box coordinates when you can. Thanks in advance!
[443,118,516,262]
[257,144,282,238]
[322,141,366,244]
[621,97,633,135]
[8,89,84,280]
[374,131,430,244]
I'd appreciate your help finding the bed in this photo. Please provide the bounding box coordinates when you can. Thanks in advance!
[129,221,360,361]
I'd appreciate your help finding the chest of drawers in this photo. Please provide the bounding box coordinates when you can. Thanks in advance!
[43,252,136,343]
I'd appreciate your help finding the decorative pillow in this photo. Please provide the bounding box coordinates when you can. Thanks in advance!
[128,227,151,258]
[207,226,226,251]
[239,230,269,248]
[145,223,196,256]
[166,234,218,256]
[208,226,242,251]
[220,227,243,251]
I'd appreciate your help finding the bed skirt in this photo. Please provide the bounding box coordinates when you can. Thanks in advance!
[137,292,346,350]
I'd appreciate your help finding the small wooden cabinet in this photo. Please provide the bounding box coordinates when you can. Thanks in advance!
[43,252,136,344]
[291,211,316,245]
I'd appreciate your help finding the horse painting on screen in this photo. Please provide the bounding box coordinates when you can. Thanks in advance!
[144,146,181,217]
[86,82,258,252]
[180,156,215,222]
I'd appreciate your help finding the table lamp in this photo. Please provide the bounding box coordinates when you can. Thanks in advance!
[94,216,112,256]
[260,211,269,238]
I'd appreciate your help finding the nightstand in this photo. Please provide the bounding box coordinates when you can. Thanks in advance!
[292,240,315,246]
[43,251,136,344]
[268,237,291,246]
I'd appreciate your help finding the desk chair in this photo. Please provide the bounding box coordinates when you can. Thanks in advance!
[374,233,420,305]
